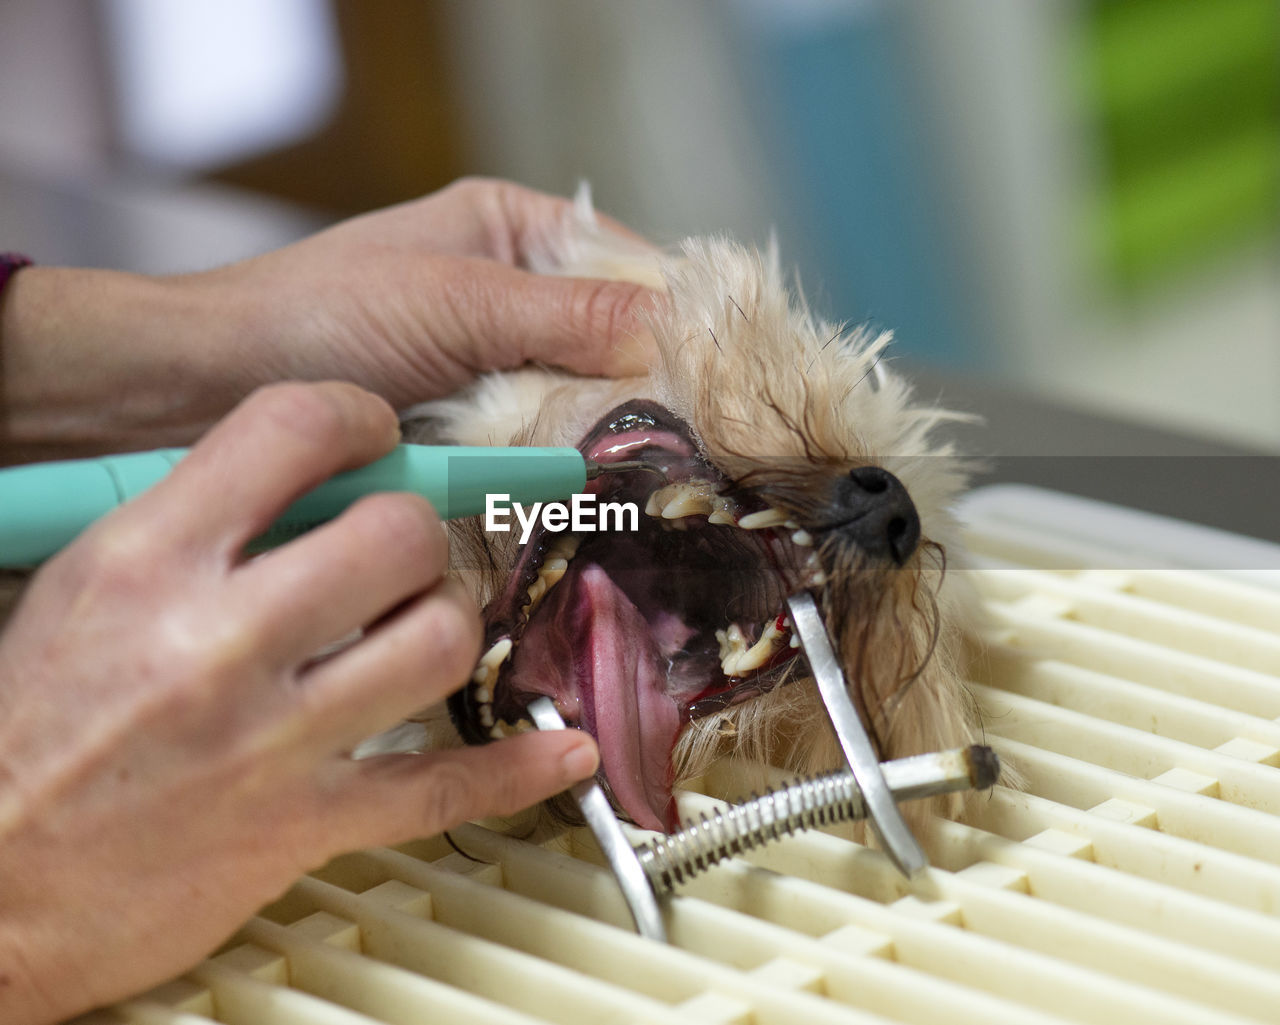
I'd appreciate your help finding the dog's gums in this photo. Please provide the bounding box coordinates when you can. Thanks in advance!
[450,400,824,831]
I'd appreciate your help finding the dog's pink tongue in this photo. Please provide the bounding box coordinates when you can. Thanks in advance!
[572,563,680,831]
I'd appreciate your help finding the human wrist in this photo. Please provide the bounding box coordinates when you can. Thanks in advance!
[0,266,252,461]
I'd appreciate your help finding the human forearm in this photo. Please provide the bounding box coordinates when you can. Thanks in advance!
[0,266,257,462]
[0,180,658,464]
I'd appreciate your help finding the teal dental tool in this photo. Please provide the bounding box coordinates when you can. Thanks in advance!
[0,444,662,567]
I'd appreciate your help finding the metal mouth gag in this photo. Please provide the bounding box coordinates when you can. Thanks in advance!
[528,588,1000,942]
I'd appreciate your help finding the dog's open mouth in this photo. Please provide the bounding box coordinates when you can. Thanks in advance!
[449,400,823,831]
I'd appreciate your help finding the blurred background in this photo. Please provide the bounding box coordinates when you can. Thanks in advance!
[1,0,1278,451]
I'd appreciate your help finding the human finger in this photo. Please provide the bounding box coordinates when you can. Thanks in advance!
[429,258,660,378]
[320,730,599,851]
[138,382,399,558]
[231,491,449,666]
[294,577,481,752]
[415,178,655,265]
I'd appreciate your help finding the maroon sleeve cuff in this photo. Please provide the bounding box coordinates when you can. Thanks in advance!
[0,252,34,295]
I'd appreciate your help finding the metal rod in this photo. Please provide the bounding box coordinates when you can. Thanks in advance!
[526,697,668,942]
[787,590,929,877]
[636,745,999,893]
[584,459,669,482]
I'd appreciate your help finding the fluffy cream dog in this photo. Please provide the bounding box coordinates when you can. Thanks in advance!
[403,188,978,834]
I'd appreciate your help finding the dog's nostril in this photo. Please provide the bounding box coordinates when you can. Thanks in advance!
[848,465,890,494]
[823,466,922,566]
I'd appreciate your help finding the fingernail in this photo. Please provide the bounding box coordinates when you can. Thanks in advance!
[612,330,657,376]
[561,737,599,780]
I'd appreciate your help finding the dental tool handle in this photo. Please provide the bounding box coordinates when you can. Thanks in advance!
[0,444,588,566]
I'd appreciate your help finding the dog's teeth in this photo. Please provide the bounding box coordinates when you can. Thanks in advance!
[479,704,495,728]
[720,617,787,676]
[471,637,513,688]
[473,685,492,704]
[526,539,578,616]
[707,510,736,526]
[789,633,801,648]
[479,638,512,669]
[490,716,533,740]
[791,529,813,547]
[715,628,736,660]
[662,492,711,519]
[540,557,569,588]
[546,535,581,562]
[646,483,717,520]
[784,520,800,530]
[811,569,827,586]
[738,508,789,530]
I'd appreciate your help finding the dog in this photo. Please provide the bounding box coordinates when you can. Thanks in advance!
[401,187,980,836]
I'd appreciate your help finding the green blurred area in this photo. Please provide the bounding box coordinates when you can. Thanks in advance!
[1080,0,1280,292]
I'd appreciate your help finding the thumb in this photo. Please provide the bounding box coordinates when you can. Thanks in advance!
[468,262,661,377]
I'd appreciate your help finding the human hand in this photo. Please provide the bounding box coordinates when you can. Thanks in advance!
[206,177,660,404]
[0,382,599,1024]
[0,178,659,461]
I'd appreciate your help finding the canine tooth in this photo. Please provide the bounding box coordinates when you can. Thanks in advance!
[662,491,712,519]
[708,510,736,526]
[479,638,512,670]
[738,508,789,530]
[471,636,513,687]
[791,529,813,547]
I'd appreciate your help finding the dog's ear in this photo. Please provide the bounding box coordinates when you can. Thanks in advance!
[526,183,667,290]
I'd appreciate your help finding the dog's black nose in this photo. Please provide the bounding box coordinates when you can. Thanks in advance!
[823,466,921,566]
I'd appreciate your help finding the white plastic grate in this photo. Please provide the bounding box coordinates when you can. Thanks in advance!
[81,485,1280,1025]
